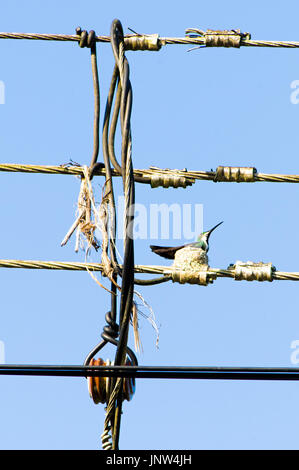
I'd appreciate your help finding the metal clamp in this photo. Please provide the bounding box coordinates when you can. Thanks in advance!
[229,261,275,282]
[214,166,256,182]
[171,266,216,286]
[125,34,161,51]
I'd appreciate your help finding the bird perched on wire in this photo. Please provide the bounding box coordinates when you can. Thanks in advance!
[150,222,223,269]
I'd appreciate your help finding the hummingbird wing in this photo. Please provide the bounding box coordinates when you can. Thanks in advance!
[150,244,186,260]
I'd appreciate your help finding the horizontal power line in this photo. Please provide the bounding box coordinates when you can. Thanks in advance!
[1,163,299,185]
[1,364,299,380]
[0,31,299,49]
[0,259,297,283]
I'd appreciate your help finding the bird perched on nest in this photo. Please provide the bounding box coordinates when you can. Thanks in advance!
[150,222,223,270]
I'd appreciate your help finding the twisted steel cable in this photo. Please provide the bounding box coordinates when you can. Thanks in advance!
[107,19,136,450]
[2,30,299,49]
[1,259,299,281]
[75,28,101,169]
[3,163,299,184]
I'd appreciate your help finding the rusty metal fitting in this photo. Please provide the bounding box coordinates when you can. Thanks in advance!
[87,357,135,404]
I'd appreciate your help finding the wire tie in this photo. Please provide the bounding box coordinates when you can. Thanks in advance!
[214,166,257,182]
[186,28,251,48]
[171,265,216,286]
[76,27,97,48]
[150,173,188,188]
[124,34,161,51]
[149,168,194,188]
[229,261,275,282]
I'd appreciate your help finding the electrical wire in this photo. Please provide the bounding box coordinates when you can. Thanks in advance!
[1,364,299,380]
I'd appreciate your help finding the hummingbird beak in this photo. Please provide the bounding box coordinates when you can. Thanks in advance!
[206,221,223,242]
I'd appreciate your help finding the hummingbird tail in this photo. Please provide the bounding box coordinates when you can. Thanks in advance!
[150,245,185,260]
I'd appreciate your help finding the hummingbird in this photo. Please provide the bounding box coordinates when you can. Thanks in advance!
[150,221,223,266]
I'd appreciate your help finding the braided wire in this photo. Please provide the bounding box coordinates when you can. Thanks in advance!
[1,258,299,281]
[2,31,299,49]
[109,20,135,450]
[3,163,299,184]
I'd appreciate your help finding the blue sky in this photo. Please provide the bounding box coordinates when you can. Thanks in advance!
[1,0,299,450]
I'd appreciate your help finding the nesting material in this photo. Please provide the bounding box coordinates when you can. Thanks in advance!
[173,246,208,270]
[132,302,142,353]
[133,290,160,350]
[61,166,157,353]
[61,166,99,253]
[75,176,98,252]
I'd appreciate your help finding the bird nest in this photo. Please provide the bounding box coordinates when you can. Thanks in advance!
[172,245,208,271]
